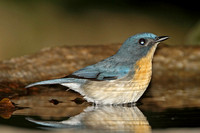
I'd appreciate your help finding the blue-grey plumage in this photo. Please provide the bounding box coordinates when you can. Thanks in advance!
[26,33,169,104]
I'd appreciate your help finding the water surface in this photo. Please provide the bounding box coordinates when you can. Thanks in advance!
[1,88,200,133]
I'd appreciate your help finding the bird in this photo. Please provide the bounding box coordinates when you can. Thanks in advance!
[26,106,151,132]
[26,33,169,104]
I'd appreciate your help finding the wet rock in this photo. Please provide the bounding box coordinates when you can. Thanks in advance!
[0,98,16,119]
[12,89,89,119]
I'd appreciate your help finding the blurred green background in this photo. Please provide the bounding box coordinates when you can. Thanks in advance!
[0,0,199,60]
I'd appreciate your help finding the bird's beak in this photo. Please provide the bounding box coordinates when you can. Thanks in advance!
[156,36,169,42]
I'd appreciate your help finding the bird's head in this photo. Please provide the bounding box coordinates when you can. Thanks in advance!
[116,33,169,61]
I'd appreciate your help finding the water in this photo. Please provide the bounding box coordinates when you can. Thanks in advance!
[1,88,200,133]
[1,106,200,133]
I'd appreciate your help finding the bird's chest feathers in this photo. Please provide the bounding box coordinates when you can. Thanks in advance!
[132,45,157,84]
[133,56,152,83]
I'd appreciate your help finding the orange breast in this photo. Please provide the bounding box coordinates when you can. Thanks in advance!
[132,45,157,88]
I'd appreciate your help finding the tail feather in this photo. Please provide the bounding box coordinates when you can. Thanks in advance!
[26,117,70,128]
[25,78,86,88]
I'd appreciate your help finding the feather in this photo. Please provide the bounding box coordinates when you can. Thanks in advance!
[25,78,85,88]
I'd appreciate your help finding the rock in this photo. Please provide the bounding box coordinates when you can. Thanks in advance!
[0,98,16,119]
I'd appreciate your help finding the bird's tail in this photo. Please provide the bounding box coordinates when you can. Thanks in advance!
[25,78,86,88]
[26,117,74,128]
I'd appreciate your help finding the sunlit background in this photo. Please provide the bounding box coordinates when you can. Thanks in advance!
[0,0,199,60]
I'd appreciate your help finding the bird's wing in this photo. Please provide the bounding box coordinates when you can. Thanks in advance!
[68,66,100,79]
[26,65,130,88]
[26,57,131,88]
[69,64,130,81]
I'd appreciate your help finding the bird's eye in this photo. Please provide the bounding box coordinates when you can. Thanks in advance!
[138,38,146,45]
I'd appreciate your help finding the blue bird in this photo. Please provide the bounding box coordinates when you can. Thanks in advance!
[26,33,169,104]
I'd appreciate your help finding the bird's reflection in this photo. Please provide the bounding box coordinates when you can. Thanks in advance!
[27,106,151,133]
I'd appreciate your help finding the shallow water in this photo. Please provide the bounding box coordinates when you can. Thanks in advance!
[1,87,200,133]
[1,106,200,133]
